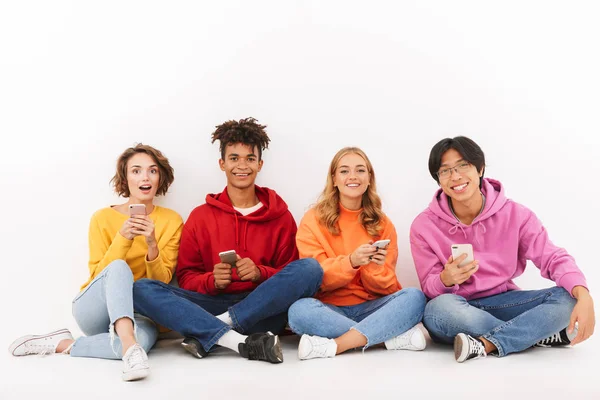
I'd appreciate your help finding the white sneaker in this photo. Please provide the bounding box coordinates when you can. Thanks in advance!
[9,329,73,356]
[384,325,426,351]
[122,343,150,381]
[297,334,337,360]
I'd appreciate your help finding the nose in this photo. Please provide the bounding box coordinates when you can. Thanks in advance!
[449,168,462,179]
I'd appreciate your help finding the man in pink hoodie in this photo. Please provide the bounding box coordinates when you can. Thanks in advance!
[410,136,595,363]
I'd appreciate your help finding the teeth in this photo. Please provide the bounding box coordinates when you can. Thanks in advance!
[453,183,467,191]
[347,184,359,187]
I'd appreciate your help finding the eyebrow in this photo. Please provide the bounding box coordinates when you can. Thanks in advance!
[440,159,465,168]
[338,164,367,169]
[228,153,257,157]
[129,164,158,169]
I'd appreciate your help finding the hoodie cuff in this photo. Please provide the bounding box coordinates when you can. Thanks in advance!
[433,274,459,296]
[558,272,588,297]
[205,274,220,295]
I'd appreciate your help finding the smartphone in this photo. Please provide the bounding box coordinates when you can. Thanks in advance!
[219,250,237,268]
[128,204,146,216]
[372,239,391,249]
[451,244,474,267]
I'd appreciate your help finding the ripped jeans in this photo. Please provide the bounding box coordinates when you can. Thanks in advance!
[70,260,158,359]
[288,287,426,347]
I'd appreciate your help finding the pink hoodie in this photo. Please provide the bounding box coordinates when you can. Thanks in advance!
[410,178,587,300]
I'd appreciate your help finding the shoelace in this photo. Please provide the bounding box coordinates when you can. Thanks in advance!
[308,340,334,357]
[537,332,563,346]
[126,346,148,369]
[467,336,487,360]
[24,343,55,356]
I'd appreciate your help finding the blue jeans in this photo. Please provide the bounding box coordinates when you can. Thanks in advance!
[423,287,576,356]
[133,258,323,352]
[71,260,158,359]
[287,287,426,347]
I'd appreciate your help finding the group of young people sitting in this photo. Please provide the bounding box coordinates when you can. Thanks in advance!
[9,118,594,382]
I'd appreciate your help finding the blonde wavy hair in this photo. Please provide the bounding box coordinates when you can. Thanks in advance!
[315,147,384,237]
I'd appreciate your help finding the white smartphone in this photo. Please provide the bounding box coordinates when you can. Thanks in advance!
[128,204,146,216]
[451,244,474,267]
[218,250,237,268]
[372,239,391,249]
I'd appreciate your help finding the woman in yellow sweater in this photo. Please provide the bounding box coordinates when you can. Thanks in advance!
[289,147,427,360]
[9,144,183,381]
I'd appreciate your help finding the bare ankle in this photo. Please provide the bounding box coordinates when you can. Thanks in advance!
[56,339,74,353]
[479,337,497,354]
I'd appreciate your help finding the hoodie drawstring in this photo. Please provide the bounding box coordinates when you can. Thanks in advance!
[448,223,467,239]
[448,221,487,244]
[234,213,240,246]
[243,222,249,251]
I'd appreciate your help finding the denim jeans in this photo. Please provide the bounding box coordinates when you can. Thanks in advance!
[70,260,158,359]
[423,287,576,356]
[287,287,426,347]
[133,258,323,352]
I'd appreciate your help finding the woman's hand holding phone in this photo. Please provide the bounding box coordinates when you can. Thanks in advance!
[349,242,386,268]
[128,215,157,246]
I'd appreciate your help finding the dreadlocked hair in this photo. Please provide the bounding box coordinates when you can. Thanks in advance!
[211,117,271,160]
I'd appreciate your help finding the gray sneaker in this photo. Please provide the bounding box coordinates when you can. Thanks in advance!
[454,333,487,363]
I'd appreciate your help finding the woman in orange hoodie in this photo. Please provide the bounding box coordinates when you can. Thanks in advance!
[288,147,427,360]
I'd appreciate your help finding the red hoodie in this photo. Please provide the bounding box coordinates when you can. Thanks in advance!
[176,185,299,295]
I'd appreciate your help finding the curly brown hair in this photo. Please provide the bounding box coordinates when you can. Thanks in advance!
[211,117,271,160]
[110,144,174,198]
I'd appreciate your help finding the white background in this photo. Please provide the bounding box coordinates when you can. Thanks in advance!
[1,1,599,398]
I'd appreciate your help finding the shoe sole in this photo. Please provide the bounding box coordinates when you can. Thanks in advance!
[454,333,468,363]
[266,335,283,363]
[181,340,205,359]
[122,367,149,382]
[8,329,71,356]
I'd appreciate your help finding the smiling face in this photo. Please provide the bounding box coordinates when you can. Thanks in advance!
[125,152,160,203]
[438,148,483,205]
[333,152,370,209]
[219,142,263,190]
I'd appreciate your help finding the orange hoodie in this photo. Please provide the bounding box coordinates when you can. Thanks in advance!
[296,205,401,306]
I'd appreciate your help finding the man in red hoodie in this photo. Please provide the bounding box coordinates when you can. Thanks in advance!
[133,118,323,363]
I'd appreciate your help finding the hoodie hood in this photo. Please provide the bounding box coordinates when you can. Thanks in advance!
[205,185,290,250]
[206,185,290,222]
[429,178,507,224]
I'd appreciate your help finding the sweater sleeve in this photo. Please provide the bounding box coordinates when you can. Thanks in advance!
[88,213,133,280]
[410,227,458,299]
[359,222,401,296]
[256,213,299,281]
[296,214,358,292]
[518,208,588,296]
[145,216,183,284]
[176,215,219,295]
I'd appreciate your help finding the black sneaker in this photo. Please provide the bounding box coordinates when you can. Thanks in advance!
[181,337,209,358]
[534,327,577,347]
[454,333,487,363]
[238,332,283,364]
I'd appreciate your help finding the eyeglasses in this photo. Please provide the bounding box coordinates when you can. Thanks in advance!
[437,162,472,179]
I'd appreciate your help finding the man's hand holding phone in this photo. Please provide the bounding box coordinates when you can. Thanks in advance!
[213,262,233,290]
[236,256,261,283]
[440,254,479,287]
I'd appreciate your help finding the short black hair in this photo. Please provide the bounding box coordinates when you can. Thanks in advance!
[211,117,271,160]
[428,136,486,184]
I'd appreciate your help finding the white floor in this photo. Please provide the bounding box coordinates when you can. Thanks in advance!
[2,327,599,400]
